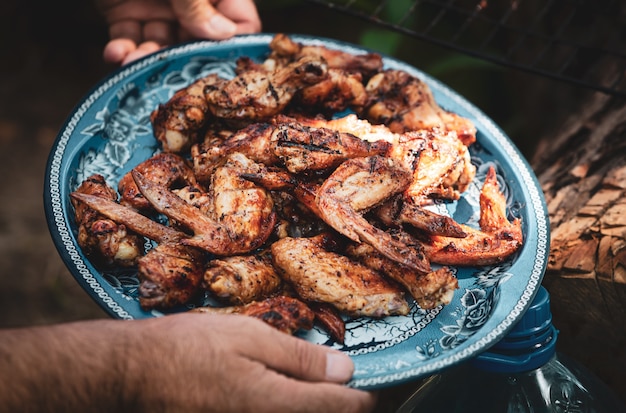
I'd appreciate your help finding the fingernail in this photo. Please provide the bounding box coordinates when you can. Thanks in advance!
[325,351,354,383]
[206,14,237,37]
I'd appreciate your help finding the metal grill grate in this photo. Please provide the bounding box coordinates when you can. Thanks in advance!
[303,0,626,97]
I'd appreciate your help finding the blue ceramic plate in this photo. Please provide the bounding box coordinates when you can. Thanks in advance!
[45,34,549,390]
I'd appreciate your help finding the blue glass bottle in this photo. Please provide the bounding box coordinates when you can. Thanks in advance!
[396,286,626,413]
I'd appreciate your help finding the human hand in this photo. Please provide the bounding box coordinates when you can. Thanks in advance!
[123,313,377,413]
[96,0,262,65]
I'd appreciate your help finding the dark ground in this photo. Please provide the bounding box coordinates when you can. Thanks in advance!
[0,0,622,410]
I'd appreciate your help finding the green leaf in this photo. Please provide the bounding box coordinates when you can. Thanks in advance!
[359,29,403,55]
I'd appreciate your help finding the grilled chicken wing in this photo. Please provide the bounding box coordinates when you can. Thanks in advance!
[316,156,431,273]
[70,190,204,310]
[70,174,144,267]
[191,116,391,178]
[362,69,477,146]
[132,153,276,255]
[375,196,467,238]
[70,192,186,244]
[421,167,523,266]
[138,242,206,310]
[268,33,383,81]
[295,68,368,114]
[203,251,283,305]
[271,236,409,318]
[118,152,199,212]
[204,55,328,122]
[393,129,476,203]
[191,122,277,184]
[292,114,476,203]
[346,242,458,309]
[150,75,216,153]
[191,296,315,335]
[271,117,391,174]
[308,302,347,344]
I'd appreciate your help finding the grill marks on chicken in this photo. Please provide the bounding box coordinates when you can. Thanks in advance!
[204,55,328,122]
[315,156,431,273]
[290,114,476,204]
[70,34,524,340]
[190,116,391,180]
[361,69,477,146]
[131,154,277,256]
[191,296,315,335]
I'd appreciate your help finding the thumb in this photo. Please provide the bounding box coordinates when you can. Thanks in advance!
[170,0,237,40]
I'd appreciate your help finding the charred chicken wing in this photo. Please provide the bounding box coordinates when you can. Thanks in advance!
[316,156,431,273]
[421,167,523,266]
[138,242,206,310]
[203,251,283,305]
[192,295,315,335]
[132,153,276,256]
[71,174,144,267]
[362,69,477,146]
[271,236,410,318]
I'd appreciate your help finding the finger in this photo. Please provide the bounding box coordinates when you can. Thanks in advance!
[170,0,237,40]
[108,19,142,45]
[121,41,161,65]
[215,0,262,34]
[103,38,137,65]
[143,20,176,47]
[232,316,355,383]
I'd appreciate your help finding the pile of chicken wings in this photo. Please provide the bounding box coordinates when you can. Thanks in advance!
[70,34,523,342]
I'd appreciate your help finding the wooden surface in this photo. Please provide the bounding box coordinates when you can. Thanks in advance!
[531,87,626,399]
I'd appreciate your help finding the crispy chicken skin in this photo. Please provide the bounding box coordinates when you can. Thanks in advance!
[392,129,476,203]
[362,69,477,146]
[191,122,277,184]
[316,156,431,273]
[271,236,410,318]
[294,68,368,114]
[203,251,283,305]
[292,114,476,203]
[308,302,347,344]
[204,55,328,122]
[191,296,315,335]
[131,155,276,256]
[347,242,458,309]
[70,192,186,244]
[421,167,523,266]
[374,196,467,238]
[268,33,384,81]
[138,242,206,310]
[270,116,391,174]
[118,152,199,212]
[150,75,215,153]
[190,115,390,179]
[71,174,144,267]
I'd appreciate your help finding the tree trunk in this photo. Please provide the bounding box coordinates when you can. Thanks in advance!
[530,85,626,399]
